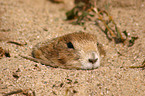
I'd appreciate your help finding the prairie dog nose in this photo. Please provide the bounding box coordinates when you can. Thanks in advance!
[88,51,98,64]
[88,58,98,64]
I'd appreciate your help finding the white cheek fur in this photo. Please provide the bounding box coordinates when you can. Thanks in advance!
[80,58,100,69]
[79,50,101,69]
[93,58,100,68]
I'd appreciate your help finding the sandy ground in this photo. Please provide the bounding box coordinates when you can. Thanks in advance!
[0,0,145,95]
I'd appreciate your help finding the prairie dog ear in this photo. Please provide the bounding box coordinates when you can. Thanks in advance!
[97,42,106,57]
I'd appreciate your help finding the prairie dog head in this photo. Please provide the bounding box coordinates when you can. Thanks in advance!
[32,32,103,70]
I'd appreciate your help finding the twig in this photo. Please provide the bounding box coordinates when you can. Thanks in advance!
[129,60,145,69]
[4,88,36,96]
[7,41,27,46]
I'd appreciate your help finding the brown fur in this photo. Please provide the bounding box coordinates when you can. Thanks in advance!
[24,32,105,69]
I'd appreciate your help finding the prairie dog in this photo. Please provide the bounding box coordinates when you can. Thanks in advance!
[23,32,105,70]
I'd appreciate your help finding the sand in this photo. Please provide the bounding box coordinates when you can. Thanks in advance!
[0,0,145,95]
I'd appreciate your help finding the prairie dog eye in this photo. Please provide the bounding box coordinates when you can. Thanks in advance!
[67,42,75,49]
